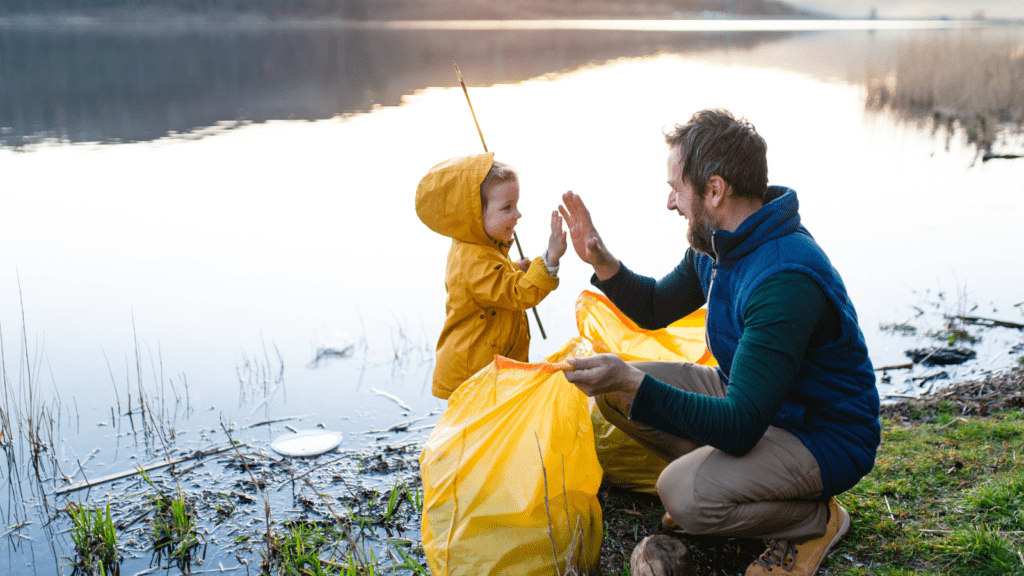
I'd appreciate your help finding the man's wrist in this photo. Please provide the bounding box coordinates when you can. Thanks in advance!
[593,258,621,282]
[626,366,646,393]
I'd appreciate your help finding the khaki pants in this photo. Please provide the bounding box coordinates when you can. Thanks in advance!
[594,361,829,541]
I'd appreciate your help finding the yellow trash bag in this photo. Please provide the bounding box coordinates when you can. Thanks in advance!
[574,290,717,494]
[420,338,604,576]
[575,290,717,366]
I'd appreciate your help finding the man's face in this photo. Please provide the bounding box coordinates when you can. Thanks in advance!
[667,147,716,255]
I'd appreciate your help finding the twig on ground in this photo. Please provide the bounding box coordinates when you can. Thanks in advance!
[55,445,236,495]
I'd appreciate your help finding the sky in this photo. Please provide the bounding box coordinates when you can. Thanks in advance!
[791,1,1024,19]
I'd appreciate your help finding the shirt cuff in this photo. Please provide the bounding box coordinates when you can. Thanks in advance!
[627,373,658,421]
[541,253,560,276]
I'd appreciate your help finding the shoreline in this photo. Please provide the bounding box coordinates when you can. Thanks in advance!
[0,10,1014,34]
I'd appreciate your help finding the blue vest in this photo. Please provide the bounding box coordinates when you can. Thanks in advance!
[693,187,880,497]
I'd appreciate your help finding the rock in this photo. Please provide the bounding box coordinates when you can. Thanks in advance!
[905,347,976,366]
[630,534,696,576]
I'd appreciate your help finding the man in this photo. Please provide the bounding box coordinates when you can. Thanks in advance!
[557,109,879,576]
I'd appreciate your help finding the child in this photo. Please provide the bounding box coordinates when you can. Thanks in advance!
[415,152,567,400]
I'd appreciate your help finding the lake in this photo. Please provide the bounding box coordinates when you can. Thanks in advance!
[1,17,1023,574]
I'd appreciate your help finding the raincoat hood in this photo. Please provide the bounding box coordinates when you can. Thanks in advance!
[416,152,502,248]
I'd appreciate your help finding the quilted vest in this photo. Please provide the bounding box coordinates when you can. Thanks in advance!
[692,186,880,497]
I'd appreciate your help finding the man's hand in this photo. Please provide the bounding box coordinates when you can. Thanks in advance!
[563,354,645,397]
[558,191,620,280]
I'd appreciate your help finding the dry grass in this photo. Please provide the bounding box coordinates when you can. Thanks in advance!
[867,32,1024,156]
[362,0,808,20]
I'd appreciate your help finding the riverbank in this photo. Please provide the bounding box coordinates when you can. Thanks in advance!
[597,363,1024,575]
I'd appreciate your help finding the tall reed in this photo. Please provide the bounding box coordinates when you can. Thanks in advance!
[867,31,1024,155]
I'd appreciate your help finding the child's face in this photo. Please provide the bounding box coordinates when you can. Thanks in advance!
[482,179,521,245]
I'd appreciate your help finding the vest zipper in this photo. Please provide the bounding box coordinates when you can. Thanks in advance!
[706,237,720,359]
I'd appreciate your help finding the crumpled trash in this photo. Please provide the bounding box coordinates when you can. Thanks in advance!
[905,347,977,366]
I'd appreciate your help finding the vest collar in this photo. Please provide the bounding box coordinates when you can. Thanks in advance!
[710,186,801,262]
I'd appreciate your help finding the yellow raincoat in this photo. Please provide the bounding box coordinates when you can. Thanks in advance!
[416,152,559,399]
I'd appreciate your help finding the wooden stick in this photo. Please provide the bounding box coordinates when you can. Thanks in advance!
[455,64,488,154]
[949,314,1024,330]
[875,363,914,371]
[455,63,547,340]
[55,444,236,495]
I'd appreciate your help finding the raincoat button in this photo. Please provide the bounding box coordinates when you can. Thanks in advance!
[480,314,485,319]
[491,311,496,316]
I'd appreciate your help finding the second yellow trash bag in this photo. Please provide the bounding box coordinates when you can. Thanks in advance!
[575,290,717,495]
[575,290,716,366]
[420,339,603,576]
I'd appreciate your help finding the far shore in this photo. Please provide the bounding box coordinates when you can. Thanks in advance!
[0,9,1013,34]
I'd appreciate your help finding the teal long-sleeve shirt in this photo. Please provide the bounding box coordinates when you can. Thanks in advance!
[593,252,841,456]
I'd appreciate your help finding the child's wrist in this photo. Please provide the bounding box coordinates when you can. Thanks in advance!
[542,252,560,275]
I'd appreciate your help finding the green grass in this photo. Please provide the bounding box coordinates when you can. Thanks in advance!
[596,406,1024,575]
[266,521,348,576]
[820,409,1024,576]
[66,500,121,576]
[137,467,207,572]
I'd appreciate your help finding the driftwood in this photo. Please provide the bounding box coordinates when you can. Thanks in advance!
[950,315,1024,330]
[875,363,913,371]
[370,388,412,411]
[55,444,237,495]
[630,535,696,576]
[244,416,304,429]
[982,152,1023,162]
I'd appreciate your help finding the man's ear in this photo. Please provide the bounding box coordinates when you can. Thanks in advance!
[705,175,729,208]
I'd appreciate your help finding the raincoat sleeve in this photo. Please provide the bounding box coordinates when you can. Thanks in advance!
[464,255,558,310]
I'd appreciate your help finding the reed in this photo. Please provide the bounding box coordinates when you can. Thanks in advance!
[867,31,1024,156]
[137,467,207,572]
[536,434,591,576]
[66,500,121,576]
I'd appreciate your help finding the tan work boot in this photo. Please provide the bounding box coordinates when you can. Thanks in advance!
[745,498,850,576]
[660,512,680,532]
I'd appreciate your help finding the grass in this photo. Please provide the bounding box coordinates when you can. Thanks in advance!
[137,467,206,572]
[595,369,1024,575]
[261,519,430,576]
[866,31,1024,158]
[266,521,348,576]
[66,500,121,576]
[832,407,1024,576]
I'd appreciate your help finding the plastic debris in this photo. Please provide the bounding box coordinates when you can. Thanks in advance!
[270,429,342,457]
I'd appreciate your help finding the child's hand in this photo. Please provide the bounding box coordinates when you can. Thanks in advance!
[545,210,568,267]
[518,257,531,272]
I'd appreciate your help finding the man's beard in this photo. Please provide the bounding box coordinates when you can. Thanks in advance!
[687,194,717,256]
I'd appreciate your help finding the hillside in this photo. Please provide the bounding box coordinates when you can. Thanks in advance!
[0,0,821,19]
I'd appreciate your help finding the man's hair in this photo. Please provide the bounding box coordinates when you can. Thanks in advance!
[664,109,768,201]
[479,160,517,209]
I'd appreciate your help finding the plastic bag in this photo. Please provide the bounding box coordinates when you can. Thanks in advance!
[575,290,716,494]
[420,338,603,576]
[575,290,716,367]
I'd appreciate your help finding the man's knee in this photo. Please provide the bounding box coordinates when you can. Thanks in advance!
[594,390,632,424]
[656,450,725,536]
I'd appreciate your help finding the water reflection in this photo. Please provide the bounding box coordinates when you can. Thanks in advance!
[1,27,799,148]
[1,23,1022,575]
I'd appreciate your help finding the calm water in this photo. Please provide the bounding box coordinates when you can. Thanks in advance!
[1,19,1023,574]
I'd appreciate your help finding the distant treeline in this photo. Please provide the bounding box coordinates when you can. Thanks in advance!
[0,26,793,148]
[0,0,817,19]
[0,0,367,17]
